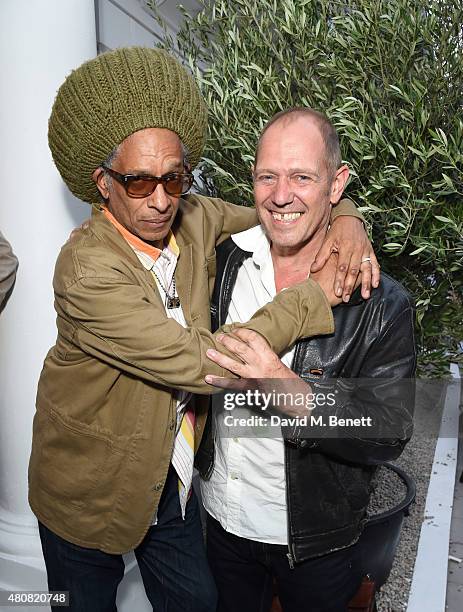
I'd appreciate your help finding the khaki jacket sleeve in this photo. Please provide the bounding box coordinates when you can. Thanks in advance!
[62,262,333,395]
[197,195,363,242]
[0,230,18,308]
[191,195,258,246]
[330,198,364,223]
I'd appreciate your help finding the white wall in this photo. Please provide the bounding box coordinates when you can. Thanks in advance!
[97,0,200,51]
[0,0,95,607]
[0,1,200,610]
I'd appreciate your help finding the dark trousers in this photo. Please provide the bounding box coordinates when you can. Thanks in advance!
[39,467,217,612]
[206,514,361,612]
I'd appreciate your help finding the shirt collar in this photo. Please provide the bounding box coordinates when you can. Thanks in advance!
[102,206,180,269]
[232,225,276,294]
[231,225,271,268]
[232,223,366,306]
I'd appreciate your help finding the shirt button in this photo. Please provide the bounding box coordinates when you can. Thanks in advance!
[230,472,239,480]
[232,438,239,443]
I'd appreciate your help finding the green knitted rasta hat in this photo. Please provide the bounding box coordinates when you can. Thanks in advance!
[48,46,208,203]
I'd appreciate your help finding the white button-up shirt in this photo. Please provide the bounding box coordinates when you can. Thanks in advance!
[201,225,295,544]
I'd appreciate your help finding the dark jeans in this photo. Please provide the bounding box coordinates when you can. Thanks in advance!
[206,514,362,612]
[39,466,217,612]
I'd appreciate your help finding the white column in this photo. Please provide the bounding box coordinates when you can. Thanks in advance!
[0,0,96,594]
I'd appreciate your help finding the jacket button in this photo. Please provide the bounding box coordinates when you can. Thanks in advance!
[153,482,163,491]
[169,420,175,430]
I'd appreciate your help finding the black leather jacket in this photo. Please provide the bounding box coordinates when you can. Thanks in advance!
[197,237,416,563]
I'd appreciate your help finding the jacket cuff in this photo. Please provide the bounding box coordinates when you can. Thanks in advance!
[302,279,335,337]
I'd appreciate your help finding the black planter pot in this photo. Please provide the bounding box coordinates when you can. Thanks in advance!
[357,463,416,589]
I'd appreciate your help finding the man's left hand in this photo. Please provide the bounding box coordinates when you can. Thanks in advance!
[205,328,297,390]
[310,216,380,302]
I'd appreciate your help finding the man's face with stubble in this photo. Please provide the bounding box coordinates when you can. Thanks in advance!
[253,115,347,256]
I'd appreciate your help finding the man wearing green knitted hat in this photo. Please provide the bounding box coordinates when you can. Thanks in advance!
[29,46,377,610]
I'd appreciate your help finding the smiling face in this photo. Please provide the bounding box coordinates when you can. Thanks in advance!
[253,115,348,256]
[93,127,186,248]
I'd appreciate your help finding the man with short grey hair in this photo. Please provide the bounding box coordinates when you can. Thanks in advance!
[203,107,415,612]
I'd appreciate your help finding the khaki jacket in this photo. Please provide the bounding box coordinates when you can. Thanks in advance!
[29,194,357,554]
[0,230,18,309]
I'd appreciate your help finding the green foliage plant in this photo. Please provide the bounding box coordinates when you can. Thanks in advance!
[150,0,463,374]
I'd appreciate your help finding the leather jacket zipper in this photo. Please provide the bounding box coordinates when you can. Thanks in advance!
[284,441,296,569]
[284,342,303,569]
[286,551,295,569]
[218,245,239,327]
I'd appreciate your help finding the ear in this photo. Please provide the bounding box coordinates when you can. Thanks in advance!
[92,167,110,200]
[329,164,349,205]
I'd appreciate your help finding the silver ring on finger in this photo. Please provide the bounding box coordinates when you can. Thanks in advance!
[361,257,372,264]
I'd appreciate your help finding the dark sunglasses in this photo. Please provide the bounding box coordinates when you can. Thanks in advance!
[102,165,194,198]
